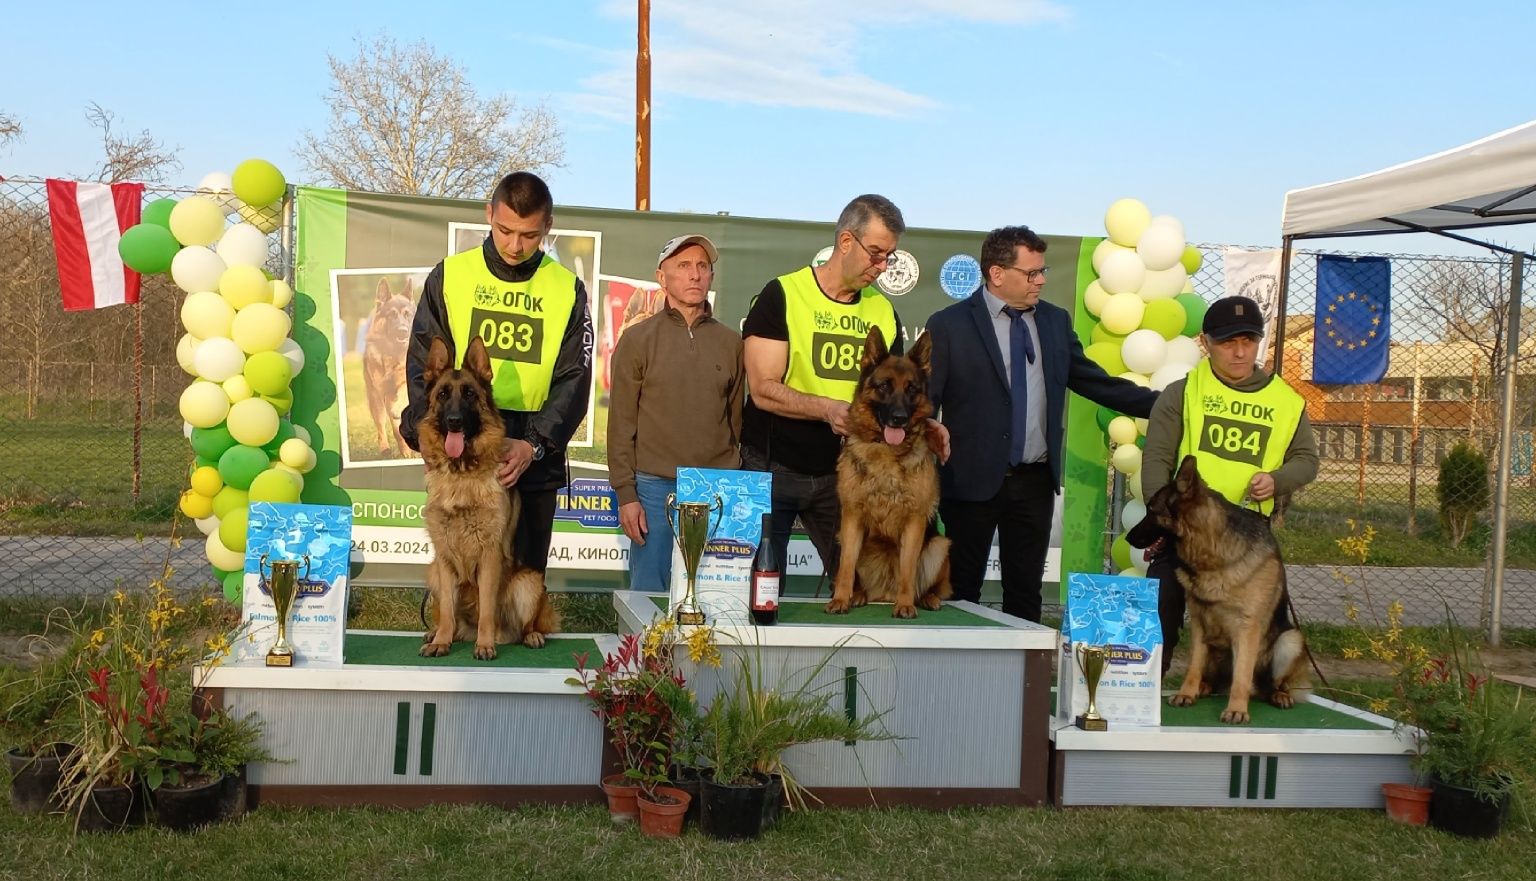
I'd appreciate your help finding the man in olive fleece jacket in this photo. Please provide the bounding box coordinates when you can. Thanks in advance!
[1137,296,1319,674]
[607,235,745,591]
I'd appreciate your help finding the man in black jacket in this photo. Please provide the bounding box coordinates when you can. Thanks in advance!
[399,172,593,572]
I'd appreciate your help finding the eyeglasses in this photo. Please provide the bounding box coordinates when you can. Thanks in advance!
[1006,265,1049,283]
[849,231,897,267]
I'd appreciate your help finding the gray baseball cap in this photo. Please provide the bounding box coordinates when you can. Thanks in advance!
[656,234,719,268]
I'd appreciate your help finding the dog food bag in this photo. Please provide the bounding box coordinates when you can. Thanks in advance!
[669,467,771,626]
[236,502,353,665]
[1058,572,1163,727]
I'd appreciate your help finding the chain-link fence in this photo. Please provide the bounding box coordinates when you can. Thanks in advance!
[1190,244,1535,635]
[0,177,290,600]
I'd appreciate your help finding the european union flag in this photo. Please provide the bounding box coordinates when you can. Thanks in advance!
[1313,255,1390,384]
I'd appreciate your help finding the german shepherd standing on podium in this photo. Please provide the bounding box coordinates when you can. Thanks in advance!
[417,336,558,659]
[1128,455,1307,723]
[827,327,953,619]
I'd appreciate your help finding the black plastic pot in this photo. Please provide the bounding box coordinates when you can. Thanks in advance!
[75,783,146,833]
[1429,780,1511,838]
[5,745,71,813]
[700,773,771,841]
[762,772,785,830]
[671,765,703,829]
[153,774,229,831]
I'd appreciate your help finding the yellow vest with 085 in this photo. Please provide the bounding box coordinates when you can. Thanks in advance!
[777,266,897,402]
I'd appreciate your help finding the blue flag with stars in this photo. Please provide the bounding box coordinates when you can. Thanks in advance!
[1313,255,1390,384]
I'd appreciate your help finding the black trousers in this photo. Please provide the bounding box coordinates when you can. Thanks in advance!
[741,446,842,581]
[939,462,1054,622]
[1146,545,1183,676]
[513,487,559,573]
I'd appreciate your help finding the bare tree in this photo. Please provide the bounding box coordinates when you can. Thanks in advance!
[297,35,565,198]
[0,111,21,148]
[1424,259,1535,384]
[82,102,182,184]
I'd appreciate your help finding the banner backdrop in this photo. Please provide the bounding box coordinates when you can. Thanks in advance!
[291,187,1108,594]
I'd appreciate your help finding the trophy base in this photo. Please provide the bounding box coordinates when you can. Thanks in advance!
[675,608,706,626]
[265,653,294,668]
[1074,714,1108,732]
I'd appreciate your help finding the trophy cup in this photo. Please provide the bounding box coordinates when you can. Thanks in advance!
[665,493,723,626]
[1073,643,1110,731]
[260,552,311,667]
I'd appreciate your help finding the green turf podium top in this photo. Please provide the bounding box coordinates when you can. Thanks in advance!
[645,594,1007,627]
[345,633,600,670]
[1052,692,1389,731]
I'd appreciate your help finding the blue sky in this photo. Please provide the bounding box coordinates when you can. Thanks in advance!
[3,1,1534,255]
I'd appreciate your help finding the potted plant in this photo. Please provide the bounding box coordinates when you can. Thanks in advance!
[152,699,269,831]
[2,646,80,814]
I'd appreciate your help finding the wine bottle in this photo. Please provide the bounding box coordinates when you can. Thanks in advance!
[750,513,780,625]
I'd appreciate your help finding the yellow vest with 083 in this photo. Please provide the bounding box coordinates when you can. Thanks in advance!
[777,266,897,402]
[1178,359,1305,516]
[442,249,577,411]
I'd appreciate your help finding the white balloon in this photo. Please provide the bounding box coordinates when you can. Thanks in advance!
[277,337,306,374]
[175,332,200,376]
[1150,214,1186,240]
[1118,371,1152,389]
[1137,265,1187,301]
[1108,415,1139,446]
[1150,361,1193,391]
[1135,417,1149,435]
[194,514,221,536]
[1121,329,1168,375]
[170,246,227,296]
[1098,248,1147,295]
[196,171,241,214]
[1083,280,1110,317]
[291,423,312,444]
[1137,222,1186,272]
[194,336,247,383]
[217,223,270,268]
[1164,335,1203,367]
[1120,499,1147,533]
[182,420,195,440]
[1129,474,1146,502]
[1092,239,1131,276]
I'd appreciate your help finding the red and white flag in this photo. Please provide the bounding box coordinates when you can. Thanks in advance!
[47,178,145,311]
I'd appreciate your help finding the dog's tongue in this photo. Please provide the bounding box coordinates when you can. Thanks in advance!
[883,426,906,446]
[445,431,466,459]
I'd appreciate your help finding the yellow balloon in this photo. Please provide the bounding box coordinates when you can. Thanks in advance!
[1117,371,1152,389]
[179,489,214,520]
[1111,443,1143,475]
[278,438,311,469]
[181,291,236,339]
[270,278,294,309]
[301,447,317,474]
[1104,198,1151,248]
[272,463,306,494]
[169,196,227,247]
[1099,293,1146,335]
[175,333,200,376]
[237,200,281,234]
[179,382,230,429]
[189,465,224,497]
[1108,416,1139,446]
[220,264,273,310]
[1082,280,1110,318]
[222,374,254,402]
[227,397,279,446]
[231,303,291,354]
[248,469,301,504]
[205,530,245,572]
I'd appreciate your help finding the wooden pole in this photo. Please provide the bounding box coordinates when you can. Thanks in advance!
[1407,341,1422,534]
[1357,392,1371,509]
[635,0,651,211]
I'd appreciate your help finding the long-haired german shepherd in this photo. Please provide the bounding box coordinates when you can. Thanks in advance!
[364,277,416,457]
[826,327,953,618]
[1128,455,1307,723]
[418,336,558,659]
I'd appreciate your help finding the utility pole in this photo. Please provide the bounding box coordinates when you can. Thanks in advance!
[635,0,651,211]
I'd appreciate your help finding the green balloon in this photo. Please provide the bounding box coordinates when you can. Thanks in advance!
[222,571,244,604]
[1111,533,1132,570]
[218,507,249,554]
[143,198,178,231]
[212,486,249,519]
[1095,406,1117,434]
[262,419,297,455]
[190,423,238,461]
[218,444,270,490]
[244,351,293,397]
[1142,299,1188,340]
[118,223,180,274]
[1180,245,1203,276]
[212,565,237,581]
[1176,293,1207,337]
[195,456,218,470]
[248,469,301,504]
[1084,342,1127,377]
[1090,322,1128,346]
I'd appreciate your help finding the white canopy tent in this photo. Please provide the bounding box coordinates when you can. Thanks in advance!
[1275,120,1536,646]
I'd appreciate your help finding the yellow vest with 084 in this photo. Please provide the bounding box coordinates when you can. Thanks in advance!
[442,249,577,411]
[1178,359,1305,516]
[777,266,897,402]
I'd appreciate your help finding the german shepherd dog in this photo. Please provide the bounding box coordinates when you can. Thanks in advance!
[418,336,559,659]
[827,327,953,619]
[364,277,416,457]
[1128,455,1307,723]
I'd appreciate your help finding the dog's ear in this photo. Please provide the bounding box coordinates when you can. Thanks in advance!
[425,337,452,386]
[402,276,416,299]
[463,335,494,385]
[1173,455,1202,497]
[907,329,932,374]
[861,325,889,370]
[376,277,394,306]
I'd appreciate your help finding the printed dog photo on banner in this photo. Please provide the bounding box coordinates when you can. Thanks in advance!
[447,223,603,461]
[330,267,432,468]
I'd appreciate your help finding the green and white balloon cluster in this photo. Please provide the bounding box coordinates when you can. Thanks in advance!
[119,160,317,603]
[1081,198,1208,577]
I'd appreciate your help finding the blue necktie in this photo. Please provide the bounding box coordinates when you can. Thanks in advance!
[1003,307,1036,465]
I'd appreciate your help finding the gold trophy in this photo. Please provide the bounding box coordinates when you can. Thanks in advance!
[1073,644,1110,731]
[665,493,723,625]
[260,552,310,667]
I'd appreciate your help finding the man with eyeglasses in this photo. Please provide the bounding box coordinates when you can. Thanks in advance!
[740,193,923,583]
[927,225,1158,622]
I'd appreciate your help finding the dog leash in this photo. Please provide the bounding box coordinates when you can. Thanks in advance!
[1264,510,1331,691]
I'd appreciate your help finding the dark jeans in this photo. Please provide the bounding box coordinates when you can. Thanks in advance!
[740,446,842,581]
[939,462,1054,622]
[1146,545,1183,676]
[513,486,559,573]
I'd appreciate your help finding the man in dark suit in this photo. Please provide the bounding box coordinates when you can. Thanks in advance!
[927,226,1158,622]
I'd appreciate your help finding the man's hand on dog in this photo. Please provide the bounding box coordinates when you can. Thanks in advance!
[824,399,850,436]
[925,418,951,464]
[619,501,647,545]
[1246,472,1276,502]
[496,438,537,487]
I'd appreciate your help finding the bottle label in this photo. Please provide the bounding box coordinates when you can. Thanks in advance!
[751,573,780,610]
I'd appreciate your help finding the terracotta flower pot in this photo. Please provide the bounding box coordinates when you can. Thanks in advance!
[601,774,641,823]
[637,786,691,838]
[1381,782,1431,826]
